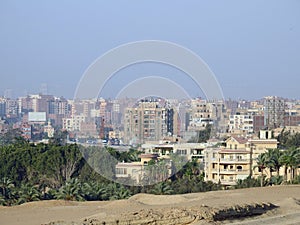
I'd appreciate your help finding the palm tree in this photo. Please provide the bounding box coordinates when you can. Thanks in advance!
[253,153,267,187]
[271,149,283,177]
[150,181,173,195]
[182,159,200,181]
[265,149,283,179]
[280,148,300,182]
[17,184,41,204]
[82,182,108,201]
[269,175,283,185]
[109,186,132,200]
[265,149,274,178]
[55,178,85,201]
[0,177,14,199]
[0,194,5,206]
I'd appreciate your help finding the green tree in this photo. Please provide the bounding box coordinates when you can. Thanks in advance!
[17,184,40,204]
[55,178,84,201]
[0,177,14,199]
[82,182,108,201]
[280,148,300,181]
[235,176,260,189]
[0,128,26,145]
[270,149,283,177]
[150,181,173,195]
[253,153,268,187]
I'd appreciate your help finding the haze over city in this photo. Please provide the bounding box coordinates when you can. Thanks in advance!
[1,1,300,99]
[1,2,300,225]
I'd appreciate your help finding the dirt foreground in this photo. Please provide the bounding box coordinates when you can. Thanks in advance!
[0,185,299,225]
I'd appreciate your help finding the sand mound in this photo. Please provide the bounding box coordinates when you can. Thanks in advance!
[0,185,299,225]
[15,200,81,208]
[128,193,188,205]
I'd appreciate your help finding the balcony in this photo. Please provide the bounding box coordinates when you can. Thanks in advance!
[211,169,218,173]
[220,179,237,186]
[211,179,237,186]
[219,169,249,174]
[236,169,249,174]
[219,158,250,164]
[219,169,236,174]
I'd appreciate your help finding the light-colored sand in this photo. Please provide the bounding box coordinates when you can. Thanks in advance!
[0,185,299,225]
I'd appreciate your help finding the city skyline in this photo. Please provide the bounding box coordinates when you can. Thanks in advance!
[1,1,300,99]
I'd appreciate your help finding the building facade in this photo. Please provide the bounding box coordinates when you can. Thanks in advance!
[124,99,178,144]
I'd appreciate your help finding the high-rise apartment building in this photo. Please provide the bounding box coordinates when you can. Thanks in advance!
[228,113,254,134]
[48,97,69,115]
[264,96,285,129]
[124,99,178,145]
[0,98,6,117]
[187,99,227,134]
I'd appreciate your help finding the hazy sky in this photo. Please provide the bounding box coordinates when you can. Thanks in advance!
[0,1,299,100]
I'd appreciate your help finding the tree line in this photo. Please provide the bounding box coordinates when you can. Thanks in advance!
[0,137,223,206]
[254,147,300,187]
[0,128,299,206]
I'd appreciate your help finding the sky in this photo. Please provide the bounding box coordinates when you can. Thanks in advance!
[0,0,299,100]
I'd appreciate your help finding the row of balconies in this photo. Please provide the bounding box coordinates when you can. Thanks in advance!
[211,158,250,163]
[211,169,249,174]
[211,179,236,185]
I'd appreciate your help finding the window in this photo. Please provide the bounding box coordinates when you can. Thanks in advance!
[177,149,187,155]
[116,168,127,175]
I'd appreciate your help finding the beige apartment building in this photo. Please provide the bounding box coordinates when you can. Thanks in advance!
[205,131,278,186]
[115,153,172,184]
[205,148,251,185]
[187,99,228,134]
[123,100,179,145]
[142,142,208,162]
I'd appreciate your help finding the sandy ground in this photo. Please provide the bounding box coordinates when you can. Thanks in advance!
[0,185,299,225]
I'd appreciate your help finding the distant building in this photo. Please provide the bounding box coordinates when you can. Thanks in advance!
[28,112,47,123]
[0,98,6,117]
[6,99,19,117]
[20,123,32,140]
[228,113,254,134]
[44,120,54,138]
[253,115,265,132]
[264,96,285,129]
[187,99,228,134]
[124,99,178,145]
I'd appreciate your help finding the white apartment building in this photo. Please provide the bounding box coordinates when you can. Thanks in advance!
[228,114,254,134]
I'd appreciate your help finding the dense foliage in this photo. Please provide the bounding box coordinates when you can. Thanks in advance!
[0,129,299,206]
[248,147,300,187]
[0,139,223,206]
